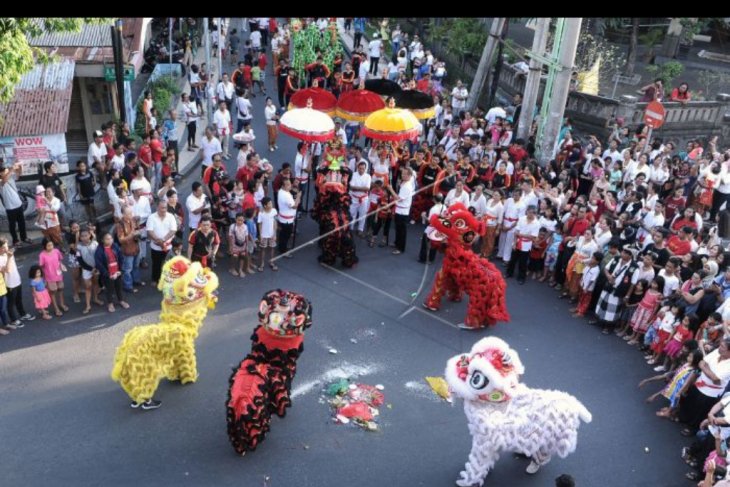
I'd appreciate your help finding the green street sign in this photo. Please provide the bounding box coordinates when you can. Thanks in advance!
[104,65,135,82]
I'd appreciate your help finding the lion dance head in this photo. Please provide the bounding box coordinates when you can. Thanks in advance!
[429,202,485,248]
[158,256,219,313]
[445,337,525,403]
[257,289,313,337]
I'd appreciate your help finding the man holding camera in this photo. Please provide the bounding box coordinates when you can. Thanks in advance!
[0,161,31,247]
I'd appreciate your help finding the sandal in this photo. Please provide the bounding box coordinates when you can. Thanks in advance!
[55,310,63,317]
[0,328,9,335]
[270,263,279,271]
[681,428,695,437]
[73,296,81,303]
[60,304,69,312]
[82,307,91,315]
[108,304,115,313]
[119,302,130,309]
[42,314,52,320]
[229,269,239,277]
[686,471,700,481]
[94,300,104,306]
[257,266,264,272]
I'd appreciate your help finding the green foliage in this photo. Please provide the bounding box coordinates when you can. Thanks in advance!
[638,28,664,48]
[429,18,488,59]
[0,18,111,104]
[696,69,730,100]
[645,61,685,90]
[134,78,181,137]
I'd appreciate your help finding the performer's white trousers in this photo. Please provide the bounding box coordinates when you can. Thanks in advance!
[349,196,369,232]
[498,228,516,262]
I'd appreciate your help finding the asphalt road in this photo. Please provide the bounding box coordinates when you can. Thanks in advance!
[0,20,690,487]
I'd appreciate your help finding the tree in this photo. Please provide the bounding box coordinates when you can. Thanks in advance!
[625,18,640,76]
[0,18,109,104]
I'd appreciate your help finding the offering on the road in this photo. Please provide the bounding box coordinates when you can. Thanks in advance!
[111,256,219,411]
[445,337,592,485]
[327,378,385,431]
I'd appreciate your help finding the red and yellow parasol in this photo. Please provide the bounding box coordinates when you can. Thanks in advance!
[280,99,335,143]
[288,83,337,116]
[362,97,420,142]
[336,88,386,123]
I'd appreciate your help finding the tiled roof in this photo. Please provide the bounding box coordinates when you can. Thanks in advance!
[0,58,75,137]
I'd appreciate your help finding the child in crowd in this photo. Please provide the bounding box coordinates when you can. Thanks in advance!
[228,212,250,277]
[572,251,602,317]
[28,264,52,320]
[639,347,702,421]
[654,314,699,373]
[527,228,549,280]
[646,304,682,365]
[543,224,563,283]
[627,276,665,345]
[616,279,648,337]
[244,208,258,273]
[695,312,726,354]
[256,196,278,272]
[65,220,82,303]
[38,238,67,317]
[165,238,183,262]
[34,185,48,229]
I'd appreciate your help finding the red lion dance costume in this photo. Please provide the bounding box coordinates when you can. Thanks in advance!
[423,203,509,328]
[226,289,313,455]
[311,139,358,267]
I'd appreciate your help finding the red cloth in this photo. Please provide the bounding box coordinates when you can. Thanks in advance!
[137,144,152,168]
[258,52,267,71]
[103,134,115,160]
[150,139,164,163]
[667,236,691,256]
[104,246,119,275]
[508,145,528,163]
[235,165,256,187]
[243,65,252,82]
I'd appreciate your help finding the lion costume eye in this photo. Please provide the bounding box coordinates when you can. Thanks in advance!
[470,371,489,390]
[454,219,466,229]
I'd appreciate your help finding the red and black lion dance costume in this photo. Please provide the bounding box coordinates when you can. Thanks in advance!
[423,203,510,328]
[311,140,358,267]
[226,289,313,456]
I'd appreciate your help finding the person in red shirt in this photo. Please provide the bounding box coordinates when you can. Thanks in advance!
[508,139,528,163]
[103,123,116,162]
[257,51,268,78]
[554,204,591,287]
[305,56,331,88]
[341,62,356,93]
[235,153,258,188]
[670,207,699,234]
[663,187,687,222]
[137,132,153,181]
[243,63,253,94]
[667,226,693,256]
[416,73,433,94]
[283,71,298,107]
[149,130,165,186]
[670,82,691,104]
[272,163,294,195]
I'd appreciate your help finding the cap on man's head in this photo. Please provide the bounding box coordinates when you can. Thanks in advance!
[94,130,103,138]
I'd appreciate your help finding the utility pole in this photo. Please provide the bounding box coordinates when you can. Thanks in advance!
[111,20,126,124]
[204,18,212,124]
[538,18,582,164]
[217,17,223,77]
[466,18,506,112]
[517,17,550,142]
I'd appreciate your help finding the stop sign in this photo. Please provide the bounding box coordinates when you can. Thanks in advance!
[644,101,665,129]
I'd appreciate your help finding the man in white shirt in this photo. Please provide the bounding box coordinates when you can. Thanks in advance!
[110,143,126,173]
[294,142,311,207]
[235,92,253,133]
[637,201,665,243]
[146,200,178,285]
[213,101,232,160]
[439,125,461,162]
[485,105,507,125]
[276,179,300,256]
[711,161,730,220]
[389,167,415,255]
[199,126,223,178]
[87,130,106,172]
[497,189,525,263]
[130,187,151,265]
[349,161,372,235]
[506,205,541,284]
[451,80,468,113]
[250,29,262,52]
[186,182,210,232]
[358,57,371,82]
[347,145,369,173]
[602,139,622,165]
[216,72,236,112]
[368,33,382,76]
[334,121,348,147]
[469,185,488,219]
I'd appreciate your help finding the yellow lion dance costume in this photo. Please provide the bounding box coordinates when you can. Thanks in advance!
[111,256,219,410]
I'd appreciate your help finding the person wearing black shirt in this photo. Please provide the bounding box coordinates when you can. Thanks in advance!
[639,228,670,272]
[275,59,290,108]
[75,160,97,224]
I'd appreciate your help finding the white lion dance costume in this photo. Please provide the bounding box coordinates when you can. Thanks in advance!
[445,337,592,486]
[111,256,219,409]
